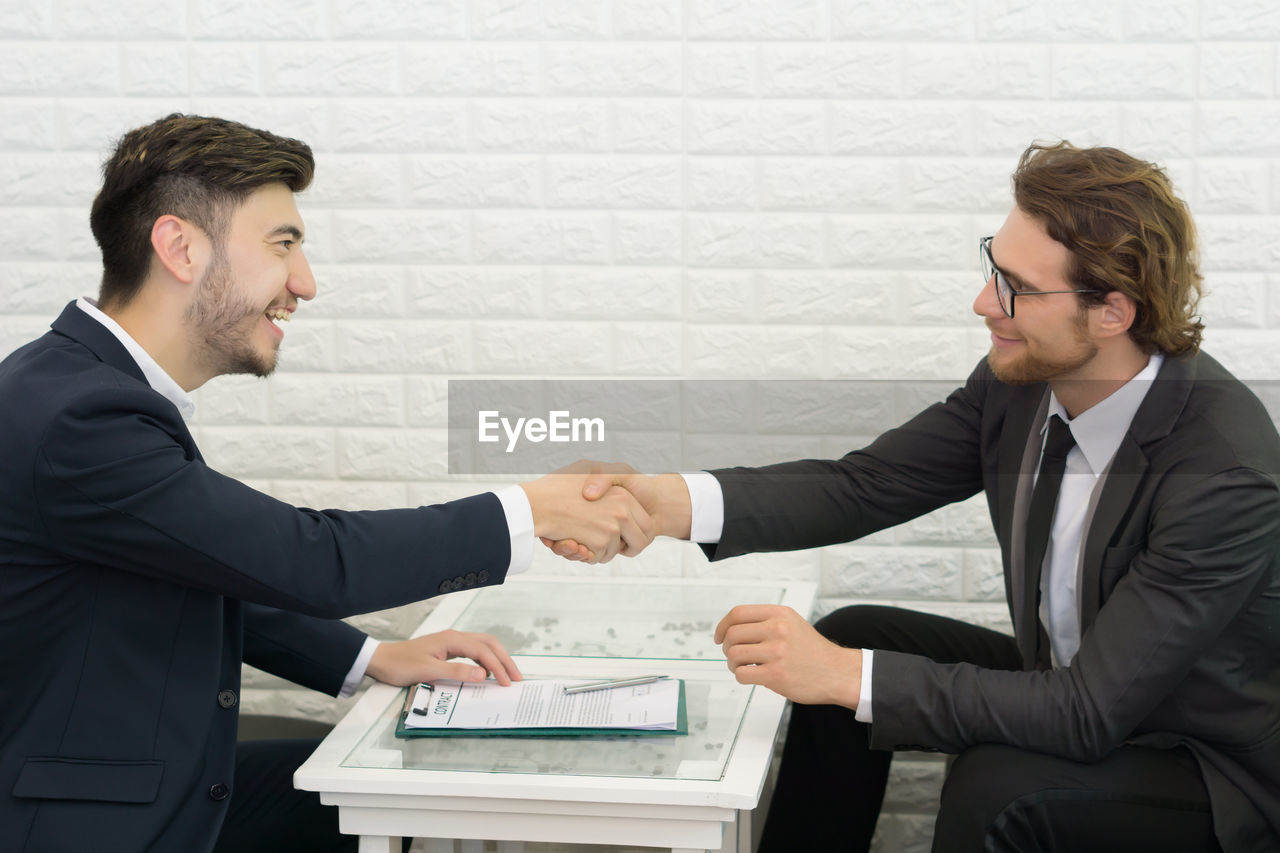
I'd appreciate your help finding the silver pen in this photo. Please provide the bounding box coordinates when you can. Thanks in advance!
[562,675,670,695]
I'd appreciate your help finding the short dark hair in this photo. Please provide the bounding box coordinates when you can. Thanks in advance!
[1012,141,1204,356]
[90,113,314,309]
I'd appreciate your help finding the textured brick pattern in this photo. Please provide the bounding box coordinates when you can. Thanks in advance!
[3,1,1278,848]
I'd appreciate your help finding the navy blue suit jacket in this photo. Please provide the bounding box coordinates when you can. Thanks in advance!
[0,303,511,851]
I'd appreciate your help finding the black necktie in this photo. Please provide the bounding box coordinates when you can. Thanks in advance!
[1020,414,1076,668]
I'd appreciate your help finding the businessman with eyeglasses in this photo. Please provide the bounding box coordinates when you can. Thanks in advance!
[552,141,1280,852]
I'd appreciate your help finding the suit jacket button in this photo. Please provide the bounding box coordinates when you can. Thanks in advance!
[438,579,451,594]
[464,572,477,587]
[209,783,230,801]
[217,689,238,709]
[477,570,489,584]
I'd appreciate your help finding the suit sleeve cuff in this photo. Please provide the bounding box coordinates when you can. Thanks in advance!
[855,648,874,723]
[494,485,534,576]
[681,471,724,544]
[338,636,380,698]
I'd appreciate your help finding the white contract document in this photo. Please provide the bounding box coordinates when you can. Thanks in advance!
[402,678,682,732]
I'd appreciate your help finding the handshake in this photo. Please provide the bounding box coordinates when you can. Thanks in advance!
[518,462,691,563]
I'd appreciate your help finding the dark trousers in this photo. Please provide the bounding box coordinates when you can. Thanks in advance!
[756,605,1221,853]
[213,738,355,853]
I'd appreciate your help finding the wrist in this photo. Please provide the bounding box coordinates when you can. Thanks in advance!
[837,647,863,710]
[652,473,692,540]
[519,479,557,540]
[365,643,390,684]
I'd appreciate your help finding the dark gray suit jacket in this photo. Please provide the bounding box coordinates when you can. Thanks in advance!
[0,303,512,851]
[705,353,1280,852]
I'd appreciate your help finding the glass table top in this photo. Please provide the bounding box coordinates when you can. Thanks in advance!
[341,676,754,781]
[448,580,785,660]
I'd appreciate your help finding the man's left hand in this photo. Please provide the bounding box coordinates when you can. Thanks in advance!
[366,630,522,687]
[714,605,861,709]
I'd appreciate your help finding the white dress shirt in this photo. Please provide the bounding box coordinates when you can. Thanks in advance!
[682,353,1163,722]
[74,298,532,697]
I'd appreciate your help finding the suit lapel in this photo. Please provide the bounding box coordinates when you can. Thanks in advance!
[1078,434,1147,623]
[996,387,1047,549]
[998,385,1050,664]
[1078,353,1196,627]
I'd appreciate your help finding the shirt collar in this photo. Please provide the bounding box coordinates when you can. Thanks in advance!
[75,297,196,422]
[1046,353,1164,475]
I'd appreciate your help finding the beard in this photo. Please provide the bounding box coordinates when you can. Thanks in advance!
[186,249,279,379]
[986,312,1097,386]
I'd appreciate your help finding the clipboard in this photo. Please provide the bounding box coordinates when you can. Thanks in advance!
[393,679,689,739]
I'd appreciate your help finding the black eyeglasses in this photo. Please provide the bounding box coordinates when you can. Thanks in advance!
[980,236,1101,318]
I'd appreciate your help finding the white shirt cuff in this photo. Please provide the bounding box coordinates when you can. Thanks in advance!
[494,485,533,576]
[680,471,724,544]
[854,648,874,723]
[338,636,380,697]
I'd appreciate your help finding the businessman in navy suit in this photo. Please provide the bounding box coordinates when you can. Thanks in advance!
[0,114,653,852]
[556,143,1280,851]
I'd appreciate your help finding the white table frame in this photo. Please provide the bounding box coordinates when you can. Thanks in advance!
[295,576,815,853]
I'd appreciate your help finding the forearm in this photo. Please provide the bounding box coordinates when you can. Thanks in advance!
[242,604,367,696]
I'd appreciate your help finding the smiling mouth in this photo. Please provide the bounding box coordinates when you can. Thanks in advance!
[989,329,1023,348]
[266,307,291,325]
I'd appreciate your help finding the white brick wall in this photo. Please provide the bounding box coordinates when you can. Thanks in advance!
[3,1,1278,848]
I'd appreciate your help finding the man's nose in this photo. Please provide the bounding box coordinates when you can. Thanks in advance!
[288,249,316,301]
[973,273,1002,319]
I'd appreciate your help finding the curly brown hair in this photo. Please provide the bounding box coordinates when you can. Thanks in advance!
[90,113,314,310]
[1012,141,1203,356]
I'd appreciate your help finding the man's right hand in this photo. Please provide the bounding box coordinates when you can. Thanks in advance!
[541,463,694,562]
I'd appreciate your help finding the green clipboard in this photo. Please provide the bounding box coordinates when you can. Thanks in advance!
[394,679,689,739]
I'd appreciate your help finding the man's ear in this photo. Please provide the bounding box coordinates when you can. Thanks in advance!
[149,215,207,284]
[1093,290,1136,339]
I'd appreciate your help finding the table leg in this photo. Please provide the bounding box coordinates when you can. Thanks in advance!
[736,807,752,853]
[359,836,402,853]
